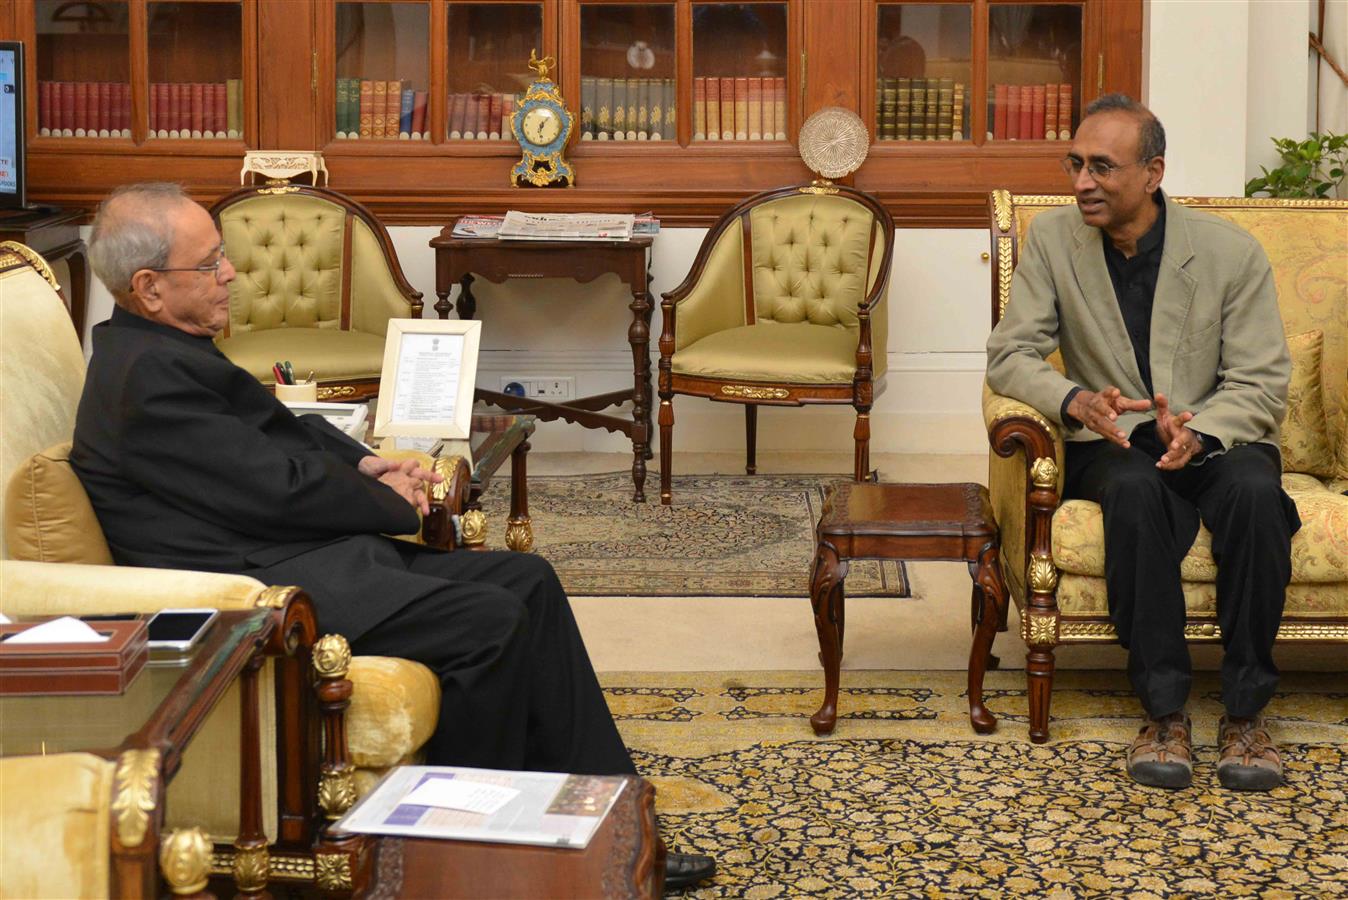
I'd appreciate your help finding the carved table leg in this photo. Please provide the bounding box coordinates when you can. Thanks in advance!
[234,655,271,899]
[505,439,534,552]
[809,541,848,735]
[456,273,477,320]
[628,279,651,502]
[641,267,655,461]
[967,542,1007,735]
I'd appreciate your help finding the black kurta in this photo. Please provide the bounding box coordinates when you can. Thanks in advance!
[72,307,634,773]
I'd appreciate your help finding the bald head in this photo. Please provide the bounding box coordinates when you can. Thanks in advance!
[89,182,196,304]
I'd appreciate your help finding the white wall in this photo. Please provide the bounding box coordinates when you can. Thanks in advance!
[74,1,1324,459]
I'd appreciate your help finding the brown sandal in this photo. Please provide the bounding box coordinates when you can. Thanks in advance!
[1217,714,1283,791]
[1126,711,1193,789]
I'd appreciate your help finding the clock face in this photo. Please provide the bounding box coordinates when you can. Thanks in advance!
[521,105,563,146]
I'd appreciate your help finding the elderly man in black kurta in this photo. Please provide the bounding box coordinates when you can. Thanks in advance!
[71,182,713,888]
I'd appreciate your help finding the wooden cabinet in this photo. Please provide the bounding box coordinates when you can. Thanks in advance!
[4,0,1141,227]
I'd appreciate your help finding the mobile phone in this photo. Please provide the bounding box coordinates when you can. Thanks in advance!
[145,608,219,652]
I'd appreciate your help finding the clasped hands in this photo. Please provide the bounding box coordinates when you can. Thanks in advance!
[358,456,444,514]
[1066,388,1202,470]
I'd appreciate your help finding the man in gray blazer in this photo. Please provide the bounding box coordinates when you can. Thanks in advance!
[987,96,1299,791]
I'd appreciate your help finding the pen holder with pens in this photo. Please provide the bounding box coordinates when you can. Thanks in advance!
[275,381,318,403]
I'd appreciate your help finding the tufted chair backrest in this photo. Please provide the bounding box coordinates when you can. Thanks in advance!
[217,191,349,336]
[748,192,883,329]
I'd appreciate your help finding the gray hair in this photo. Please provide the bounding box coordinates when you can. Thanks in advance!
[1084,93,1166,161]
[88,182,193,298]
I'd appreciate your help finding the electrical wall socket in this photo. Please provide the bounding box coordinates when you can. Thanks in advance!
[500,375,575,401]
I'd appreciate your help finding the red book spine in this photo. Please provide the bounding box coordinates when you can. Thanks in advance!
[448,92,465,138]
[488,92,502,138]
[59,81,74,134]
[38,81,50,134]
[216,82,227,136]
[993,83,1008,140]
[99,82,112,135]
[73,81,89,135]
[1045,83,1059,140]
[1031,84,1046,142]
[1058,83,1072,139]
[1018,85,1033,143]
[411,90,428,137]
[168,82,182,135]
[773,77,786,139]
[157,83,170,135]
[719,77,734,140]
[190,82,204,136]
[1004,84,1019,139]
[703,77,719,141]
[477,93,491,138]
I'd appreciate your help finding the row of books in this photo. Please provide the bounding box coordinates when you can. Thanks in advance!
[693,76,788,142]
[37,81,131,138]
[335,78,430,140]
[579,77,675,141]
[148,81,244,139]
[988,83,1074,141]
[875,77,966,141]
[448,92,517,141]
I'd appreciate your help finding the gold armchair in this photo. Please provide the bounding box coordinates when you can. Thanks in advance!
[208,184,423,401]
[981,192,1348,742]
[657,184,894,504]
[0,242,461,891]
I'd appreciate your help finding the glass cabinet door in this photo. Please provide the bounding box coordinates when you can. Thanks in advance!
[875,3,971,142]
[691,2,787,143]
[34,0,131,139]
[335,1,431,141]
[578,3,675,142]
[446,2,544,141]
[986,2,1082,142]
[147,2,244,140]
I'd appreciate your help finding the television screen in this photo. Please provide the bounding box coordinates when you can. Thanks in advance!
[0,41,27,209]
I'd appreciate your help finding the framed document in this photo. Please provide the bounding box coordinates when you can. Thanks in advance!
[373,319,481,439]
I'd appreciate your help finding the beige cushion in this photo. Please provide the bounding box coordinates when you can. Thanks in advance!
[3,441,113,564]
[1281,330,1336,477]
[672,322,860,384]
[347,656,441,768]
[0,753,115,899]
[1057,575,1346,619]
[215,327,386,384]
[1052,473,1348,583]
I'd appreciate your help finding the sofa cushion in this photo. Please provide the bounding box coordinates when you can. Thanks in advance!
[671,322,859,384]
[1051,474,1348,583]
[3,441,113,564]
[1056,575,1347,619]
[1281,330,1336,477]
[346,656,441,768]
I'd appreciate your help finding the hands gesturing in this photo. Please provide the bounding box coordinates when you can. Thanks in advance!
[1066,386,1152,448]
[1153,393,1201,470]
[358,455,445,515]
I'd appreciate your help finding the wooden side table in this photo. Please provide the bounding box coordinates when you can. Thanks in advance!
[357,776,664,899]
[429,232,655,501]
[0,206,89,340]
[809,481,1009,735]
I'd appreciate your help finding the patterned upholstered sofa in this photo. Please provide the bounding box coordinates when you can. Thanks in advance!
[981,194,1348,741]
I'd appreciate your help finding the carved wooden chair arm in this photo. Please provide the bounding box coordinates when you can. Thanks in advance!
[423,454,471,551]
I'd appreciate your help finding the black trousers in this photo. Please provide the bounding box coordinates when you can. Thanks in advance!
[265,541,635,775]
[1064,431,1300,719]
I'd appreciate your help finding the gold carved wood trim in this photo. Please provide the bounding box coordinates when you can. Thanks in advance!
[312,634,351,680]
[721,384,790,400]
[112,749,160,848]
[213,850,315,883]
[0,241,60,290]
[160,828,211,895]
[1055,620,1348,642]
[315,853,354,891]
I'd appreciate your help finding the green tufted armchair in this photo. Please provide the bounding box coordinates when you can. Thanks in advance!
[657,184,895,504]
[208,184,423,401]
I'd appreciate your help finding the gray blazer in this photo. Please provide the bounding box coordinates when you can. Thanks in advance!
[986,195,1290,451]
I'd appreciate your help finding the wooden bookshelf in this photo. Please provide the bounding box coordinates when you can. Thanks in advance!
[4,0,1142,227]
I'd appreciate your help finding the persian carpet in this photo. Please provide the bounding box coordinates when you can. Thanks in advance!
[601,669,1348,898]
[481,472,908,598]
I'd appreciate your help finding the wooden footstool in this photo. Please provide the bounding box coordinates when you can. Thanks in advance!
[809,481,1009,735]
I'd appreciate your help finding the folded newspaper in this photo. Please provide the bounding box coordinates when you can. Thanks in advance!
[497,211,635,241]
[334,765,627,849]
[451,213,659,239]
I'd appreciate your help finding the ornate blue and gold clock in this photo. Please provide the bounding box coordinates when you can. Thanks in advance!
[510,51,575,188]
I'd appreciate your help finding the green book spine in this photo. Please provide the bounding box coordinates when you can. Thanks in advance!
[881,78,898,140]
[226,78,242,138]
[581,76,596,140]
[910,78,926,141]
[597,77,613,140]
[924,77,938,140]
[896,77,911,140]
[636,78,650,139]
[611,78,627,140]
[625,77,639,140]
[937,77,953,141]
[663,78,676,138]
[648,79,664,140]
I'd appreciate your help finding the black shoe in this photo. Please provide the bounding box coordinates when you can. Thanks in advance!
[665,852,716,890]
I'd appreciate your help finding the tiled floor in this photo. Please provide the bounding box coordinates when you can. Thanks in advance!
[532,450,1345,675]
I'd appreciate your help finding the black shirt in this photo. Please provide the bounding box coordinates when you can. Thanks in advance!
[1102,190,1166,397]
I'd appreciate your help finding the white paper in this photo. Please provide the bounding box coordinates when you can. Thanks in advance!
[0,613,10,625]
[402,778,520,815]
[390,333,465,423]
[5,616,110,644]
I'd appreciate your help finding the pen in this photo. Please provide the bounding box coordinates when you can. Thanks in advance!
[272,362,286,385]
[283,361,294,384]
[304,370,314,385]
